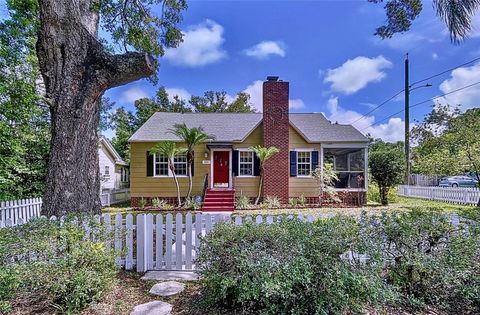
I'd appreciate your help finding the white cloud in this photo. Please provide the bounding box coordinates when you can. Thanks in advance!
[244,41,286,59]
[289,99,305,110]
[323,55,392,95]
[325,95,405,143]
[438,62,480,109]
[164,19,227,67]
[242,80,305,112]
[119,87,149,103]
[165,88,191,102]
[432,52,439,60]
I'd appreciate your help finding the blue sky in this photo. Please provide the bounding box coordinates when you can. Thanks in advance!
[2,1,480,142]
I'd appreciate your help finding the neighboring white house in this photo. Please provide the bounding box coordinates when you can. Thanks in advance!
[99,136,129,191]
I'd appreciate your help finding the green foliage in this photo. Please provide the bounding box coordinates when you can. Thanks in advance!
[368,181,398,204]
[250,146,280,205]
[314,162,340,203]
[288,197,298,208]
[261,195,281,209]
[366,209,480,313]
[197,210,480,314]
[184,197,201,210]
[370,0,480,43]
[0,216,118,313]
[138,196,146,209]
[197,217,393,314]
[189,91,256,113]
[369,143,405,205]
[152,197,166,209]
[0,1,49,200]
[235,195,251,209]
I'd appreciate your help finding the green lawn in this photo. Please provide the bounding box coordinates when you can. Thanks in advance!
[102,196,479,219]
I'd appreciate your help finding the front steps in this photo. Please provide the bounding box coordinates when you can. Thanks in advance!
[202,189,235,212]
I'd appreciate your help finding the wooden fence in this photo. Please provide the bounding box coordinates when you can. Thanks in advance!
[398,185,480,205]
[0,212,464,272]
[0,198,42,227]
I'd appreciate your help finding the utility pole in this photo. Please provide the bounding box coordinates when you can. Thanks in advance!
[404,53,410,185]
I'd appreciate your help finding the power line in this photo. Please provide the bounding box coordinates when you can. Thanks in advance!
[349,55,480,126]
[410,56,480,87]
[349,89,404,125]
[360,80,480,132]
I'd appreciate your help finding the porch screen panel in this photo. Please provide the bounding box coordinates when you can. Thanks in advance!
[323,148,365,188]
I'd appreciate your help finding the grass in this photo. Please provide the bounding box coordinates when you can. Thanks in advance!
[103,197,478,219]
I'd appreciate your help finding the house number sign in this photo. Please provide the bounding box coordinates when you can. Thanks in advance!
[202,160,211,165]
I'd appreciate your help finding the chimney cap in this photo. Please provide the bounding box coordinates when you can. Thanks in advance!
[266,76,279,81]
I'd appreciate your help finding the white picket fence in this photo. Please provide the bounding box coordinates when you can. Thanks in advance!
[1,211,464,272]
[0,198,42,227]
[398,185,480,205]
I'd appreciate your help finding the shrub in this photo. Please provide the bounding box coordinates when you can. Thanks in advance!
[184,197,201,210]
[0,215,118,313]
[366,209,480,313]
[288,197,298,208]
[298,193,306,206]
[235,195,251,209]
[368,182,398,204]
[138,197,146,209]
[151,197,166,208]
[263,195,281,209]
[197,217,392,314]
[369,147,405,205]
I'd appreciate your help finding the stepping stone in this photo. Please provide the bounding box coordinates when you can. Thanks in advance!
[130,301,172,315]
[149,281,185,297]
[141,270,198,281]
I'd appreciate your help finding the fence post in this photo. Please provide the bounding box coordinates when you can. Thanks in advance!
[136,214,147,272]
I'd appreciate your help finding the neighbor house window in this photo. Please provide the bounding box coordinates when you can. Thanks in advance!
[239,151,254,176]
[121,167,129,182]
[154,154,169,176]
[104,166,110,176]
[297,151,312,176]
[323,148,366,189]
[154,153,188,176]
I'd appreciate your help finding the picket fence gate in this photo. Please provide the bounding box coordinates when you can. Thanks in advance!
[0,198,42,227]
[398,185,480,206]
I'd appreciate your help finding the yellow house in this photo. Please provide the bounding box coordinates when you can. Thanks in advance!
[129,77,369,210]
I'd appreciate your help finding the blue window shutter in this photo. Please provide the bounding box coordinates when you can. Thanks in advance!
[290,151,297,177]
[232,150,239,176]
[253,152,261,176]
[312,151,319,172]
[146,151,153,176]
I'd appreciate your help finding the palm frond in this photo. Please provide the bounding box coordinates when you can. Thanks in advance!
[170,123,215,149]
[250,145,280,162]
[434,0,480,43]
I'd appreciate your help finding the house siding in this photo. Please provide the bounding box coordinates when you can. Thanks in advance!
[233,124,263,198]
[130,142,209,198]
[99,143,117,190]
[288,126,320,198]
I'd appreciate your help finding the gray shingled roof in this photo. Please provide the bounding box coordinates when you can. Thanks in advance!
[128,112,368,143]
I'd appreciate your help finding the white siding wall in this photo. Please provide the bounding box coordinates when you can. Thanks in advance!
[99,143,117,190]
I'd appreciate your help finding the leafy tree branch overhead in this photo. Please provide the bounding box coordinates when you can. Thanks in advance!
[370,0,480,43]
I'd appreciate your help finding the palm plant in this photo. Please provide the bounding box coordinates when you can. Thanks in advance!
[250,145,279,205]
[171,123,214,198]
[150,141,186,207]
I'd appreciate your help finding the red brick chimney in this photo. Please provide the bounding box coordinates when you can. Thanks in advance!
[262,76,289,202]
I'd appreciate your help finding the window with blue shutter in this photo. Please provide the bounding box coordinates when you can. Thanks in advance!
[253,152,260,176]
[290,151,297,177]
[232,150,239,176]
[312,151,319,173]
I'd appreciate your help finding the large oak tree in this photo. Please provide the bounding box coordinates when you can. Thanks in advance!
[34,0,186,216]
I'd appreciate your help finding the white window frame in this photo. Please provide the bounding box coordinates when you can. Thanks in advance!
[237,148,255,177]
[104,165,110,177]
[153,153,188,177]
[295,148,315,177]
[320,143,368,192]
[121,167,129,182]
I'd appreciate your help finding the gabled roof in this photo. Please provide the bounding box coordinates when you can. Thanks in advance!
[99,135,128,166]
[128,112,368,143]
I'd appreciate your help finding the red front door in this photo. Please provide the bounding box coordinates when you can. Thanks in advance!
[213,151,230,187]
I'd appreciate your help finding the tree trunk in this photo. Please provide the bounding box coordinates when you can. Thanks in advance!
[187,161,193,199]
[255,167,263,205]
[37,0,154,216]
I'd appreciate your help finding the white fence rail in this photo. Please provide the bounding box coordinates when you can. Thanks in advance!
[398,185,480,205]
[0,212,464,272]
[0,198,42,227]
